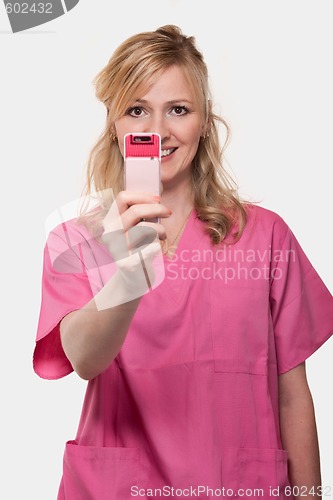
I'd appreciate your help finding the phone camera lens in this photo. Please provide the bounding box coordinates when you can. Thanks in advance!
[134,136,151,143]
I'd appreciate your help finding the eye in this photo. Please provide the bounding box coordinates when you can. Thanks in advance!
[171,105,189,116]
[127,106,145,117]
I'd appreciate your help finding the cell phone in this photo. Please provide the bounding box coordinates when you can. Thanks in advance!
[124,133,161,223]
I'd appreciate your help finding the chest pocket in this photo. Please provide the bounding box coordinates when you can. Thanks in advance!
[209,280,270,375]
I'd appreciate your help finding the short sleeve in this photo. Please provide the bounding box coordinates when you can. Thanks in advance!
[33,224,94,380]
[269,219,333,374]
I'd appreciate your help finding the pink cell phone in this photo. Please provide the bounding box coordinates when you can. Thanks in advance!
[124,133,161,223]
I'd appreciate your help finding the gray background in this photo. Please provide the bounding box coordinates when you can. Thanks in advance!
[0,0,332,498]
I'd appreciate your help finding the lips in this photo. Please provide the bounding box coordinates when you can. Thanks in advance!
[161,147,177,158]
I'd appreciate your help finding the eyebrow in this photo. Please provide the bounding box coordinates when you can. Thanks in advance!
[133,99,194,105]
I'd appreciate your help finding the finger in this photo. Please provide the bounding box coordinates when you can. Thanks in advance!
[102,192,163,233]
[101,229,130,260]
[116,191,161,214]
[121,203,171,232]
[137,221,167,241]
[126,225,158,254]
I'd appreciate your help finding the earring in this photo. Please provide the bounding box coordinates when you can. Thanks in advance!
[110,132,118,144]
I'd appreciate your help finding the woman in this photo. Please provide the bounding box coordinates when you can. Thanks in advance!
[34,25,333,499]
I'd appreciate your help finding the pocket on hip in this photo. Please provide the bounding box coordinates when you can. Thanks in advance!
[62,440,139,500]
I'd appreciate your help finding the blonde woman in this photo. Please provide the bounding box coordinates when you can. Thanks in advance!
[34,25,333,499]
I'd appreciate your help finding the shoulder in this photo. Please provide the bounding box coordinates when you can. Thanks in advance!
[44,217,99,274]
[46,216,96,252]
[245,203,290,236]
[228,203,295,251]
[49,217,92,239]
[245,203,286,225]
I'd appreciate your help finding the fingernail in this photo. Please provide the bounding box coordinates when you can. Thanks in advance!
[153,195,161,202]
[168,209,173,215]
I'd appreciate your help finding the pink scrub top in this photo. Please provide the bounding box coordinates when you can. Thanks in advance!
[34,205,333,499]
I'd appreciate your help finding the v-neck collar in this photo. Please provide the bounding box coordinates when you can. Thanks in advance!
[163,208,196,263]
[160,209,208,304]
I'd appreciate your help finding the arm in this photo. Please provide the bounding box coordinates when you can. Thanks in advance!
[278,362,322,499]
[60,268,144,381]
[60,191,169,381]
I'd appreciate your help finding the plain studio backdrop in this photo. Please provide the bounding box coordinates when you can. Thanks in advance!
[1,1,332,498]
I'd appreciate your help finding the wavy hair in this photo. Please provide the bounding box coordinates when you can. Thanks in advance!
[81,25,248,243]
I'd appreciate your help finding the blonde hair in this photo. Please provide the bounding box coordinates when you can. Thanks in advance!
[82,24,248,243]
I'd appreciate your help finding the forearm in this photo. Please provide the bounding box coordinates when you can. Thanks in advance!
[279,365,322,498]
[60,269,147,380]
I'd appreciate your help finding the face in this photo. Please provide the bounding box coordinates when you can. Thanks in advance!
[114,65,205,189]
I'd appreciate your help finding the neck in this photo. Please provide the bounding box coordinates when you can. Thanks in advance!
[160,184,194,257]
[161,182,194,216]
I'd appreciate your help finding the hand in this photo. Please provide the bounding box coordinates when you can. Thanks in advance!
[101,191,170,296]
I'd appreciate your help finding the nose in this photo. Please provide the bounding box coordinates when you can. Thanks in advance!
[144,114,170,142]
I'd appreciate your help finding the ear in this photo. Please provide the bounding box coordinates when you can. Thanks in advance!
[201,99,212,138]
[201,123,210,139]
[201,120,211,140]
